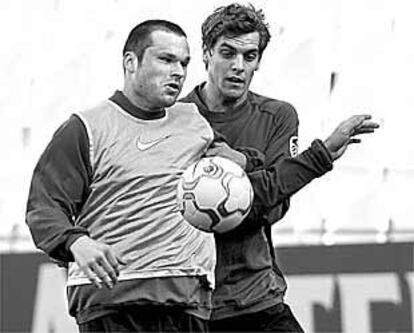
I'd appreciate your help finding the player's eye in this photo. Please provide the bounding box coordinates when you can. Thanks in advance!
[245,52,258,62]
[181,60,189,68]
[220,49,234,59]
[159,56,173,63]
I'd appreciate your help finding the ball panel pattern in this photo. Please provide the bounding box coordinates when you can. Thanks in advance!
[177,156,254,233]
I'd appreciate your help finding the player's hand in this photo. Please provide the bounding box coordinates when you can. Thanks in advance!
[69,236,126,289]
[205,141,247,169]
[323,114,380,161]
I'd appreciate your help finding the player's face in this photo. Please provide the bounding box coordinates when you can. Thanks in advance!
[129,30,190,110]
[204,32,261,104]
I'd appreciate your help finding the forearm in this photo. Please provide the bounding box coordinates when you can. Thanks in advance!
[26,165,90,262]
[26,206,88,262]
[25,114,92,262]
[249,139,333,209]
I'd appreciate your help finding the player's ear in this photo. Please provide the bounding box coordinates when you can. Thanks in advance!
[202,46,210,70]
[123,51,138,73]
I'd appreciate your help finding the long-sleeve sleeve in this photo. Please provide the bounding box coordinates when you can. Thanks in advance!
[243,102,333,227]
[249,139,332,207]
[26,114,92,262]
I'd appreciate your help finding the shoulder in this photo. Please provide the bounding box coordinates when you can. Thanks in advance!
[248,91,299,124]
[42,114,90,168]
[179,86,198,104]
[77,100,116,121]
[53,114,87,141]
[167,101,199,114]
[179,93,196,104]
[75,100,124,139]
[167,102,210,130]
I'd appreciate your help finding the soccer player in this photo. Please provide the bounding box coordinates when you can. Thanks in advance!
[25,19,246,333]
[182,3,379,332]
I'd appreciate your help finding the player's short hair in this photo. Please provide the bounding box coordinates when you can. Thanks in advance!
[123,20,187,62]
[202,3,271,58]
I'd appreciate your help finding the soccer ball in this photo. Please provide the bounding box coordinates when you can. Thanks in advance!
[177,156,254,233]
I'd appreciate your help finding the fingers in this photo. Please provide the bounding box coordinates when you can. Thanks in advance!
[351,120,380,136]
[90,260,114,289]
[351,114,372,123]
[211,141,228,148]
[81,256,116,289]
[106,251,121,276]
[358,120,380,130]
[343,115,379,137]
[206,142,223,151]
[205,141,229,156]
[85,254,122,289]
[116,255,128,266]
[83,266,103,289]
[92,249,127,288]
[348,138,361,144]
[354,128,376,135]
[205,148,219,156]
[361,120,379,128]
[97,258,118,287]
[101,252,128,283]
[71,237,126,289]
[346,115,371,129]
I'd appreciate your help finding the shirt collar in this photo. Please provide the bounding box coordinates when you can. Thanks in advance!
[189,83,250,122]
[109,90,166,120]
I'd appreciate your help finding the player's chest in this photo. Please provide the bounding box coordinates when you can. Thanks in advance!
[211,116,272,151]
[94,120,212,177]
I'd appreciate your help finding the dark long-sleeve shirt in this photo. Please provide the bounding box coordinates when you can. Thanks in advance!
[182,84,333,320]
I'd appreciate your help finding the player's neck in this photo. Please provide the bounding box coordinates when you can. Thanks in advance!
[122,86,164,113]
[202,83,247,113]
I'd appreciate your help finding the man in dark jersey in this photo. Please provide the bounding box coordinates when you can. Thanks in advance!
[182,3,379,332]
[25,20,248,333]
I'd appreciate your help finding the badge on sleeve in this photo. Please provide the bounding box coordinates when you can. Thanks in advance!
[289,136,298,157]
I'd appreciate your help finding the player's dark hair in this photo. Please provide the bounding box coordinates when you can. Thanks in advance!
[202,3,271,58]
[123,20,187,63]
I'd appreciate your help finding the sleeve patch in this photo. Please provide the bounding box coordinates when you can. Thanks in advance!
[289,136,299,157]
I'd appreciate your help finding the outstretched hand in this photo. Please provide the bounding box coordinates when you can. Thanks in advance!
[324,114,380,160]
[69,236,126,289]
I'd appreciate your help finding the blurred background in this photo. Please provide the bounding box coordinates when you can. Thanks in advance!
[0,0,413,332]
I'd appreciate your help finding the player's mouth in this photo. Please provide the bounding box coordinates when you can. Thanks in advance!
[165,82,181,94]
[225,76,245,87]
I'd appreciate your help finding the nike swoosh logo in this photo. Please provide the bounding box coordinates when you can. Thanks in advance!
[136,135,171,151]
